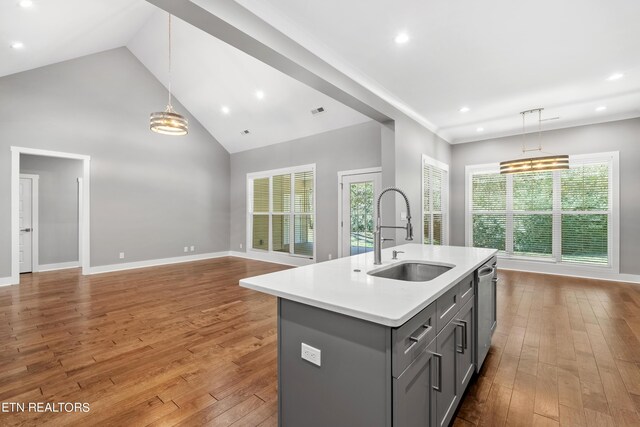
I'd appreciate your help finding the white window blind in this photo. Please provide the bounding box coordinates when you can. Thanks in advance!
[423,155,449,245]
[248,165,316,259]
[559,161,610,265]
[466,152,617,269]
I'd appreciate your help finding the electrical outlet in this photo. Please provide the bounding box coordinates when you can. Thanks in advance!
[190,246,195,252]
[183,246,188,253]
[328,253,332,260]
[239,243,243,249]
[400,211,407,221]
[119,252,125,259]
[301,343,321,367]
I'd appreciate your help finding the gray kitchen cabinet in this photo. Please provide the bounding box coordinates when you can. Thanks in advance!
[456,298,475,391]
[277,261,496,427]
[393,340,437,427]
[435,319,459,427]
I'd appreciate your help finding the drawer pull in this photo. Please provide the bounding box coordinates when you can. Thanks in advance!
[405,324,432,354]
[410,324,432,343]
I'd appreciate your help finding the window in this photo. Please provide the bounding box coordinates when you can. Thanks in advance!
[422,155,449,245]
[248,164,315,259]
[466,152,618,270]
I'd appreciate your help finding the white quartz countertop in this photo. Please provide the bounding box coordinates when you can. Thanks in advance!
[240,244,497,327]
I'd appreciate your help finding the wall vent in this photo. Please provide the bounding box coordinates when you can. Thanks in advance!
[311,106,325,115]
[240,129,250,135]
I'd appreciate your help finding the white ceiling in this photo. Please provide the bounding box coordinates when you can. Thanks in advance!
[5,0,640,148]
[0,0,154,78]
[236,0,640,143]
[1,1,370,153]
[127,10,370,153]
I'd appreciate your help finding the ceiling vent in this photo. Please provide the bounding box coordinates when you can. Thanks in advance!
[311,106,325,115]
[240,129,250,135]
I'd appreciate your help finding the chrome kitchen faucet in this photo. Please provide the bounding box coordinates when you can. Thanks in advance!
[373,187,413,265]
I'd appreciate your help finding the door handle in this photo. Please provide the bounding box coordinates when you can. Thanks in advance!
[431,352,442,392]
[20,228,32,232]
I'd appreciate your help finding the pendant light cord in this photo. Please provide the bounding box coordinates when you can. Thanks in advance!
[167,13,173,108]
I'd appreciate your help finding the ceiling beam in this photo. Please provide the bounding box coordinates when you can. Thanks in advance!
[144,0,397,125]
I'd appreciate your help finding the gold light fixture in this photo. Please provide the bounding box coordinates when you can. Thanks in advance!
[150,14,188,136]
[500,108,568,174]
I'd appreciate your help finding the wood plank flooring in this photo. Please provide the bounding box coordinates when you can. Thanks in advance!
[456,270,640,427]
[0,257,290,426]
[1,258,640,426]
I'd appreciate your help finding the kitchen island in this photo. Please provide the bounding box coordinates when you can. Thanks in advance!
[241,244,497,427]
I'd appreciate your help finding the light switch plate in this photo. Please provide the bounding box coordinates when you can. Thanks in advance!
[301,343,321,367]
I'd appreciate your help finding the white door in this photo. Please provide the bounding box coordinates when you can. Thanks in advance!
[19,177,34,273]
[340,172,382,257]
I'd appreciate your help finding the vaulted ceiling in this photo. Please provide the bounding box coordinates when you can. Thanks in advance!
[1,0,370,153]
[3,0,640,149]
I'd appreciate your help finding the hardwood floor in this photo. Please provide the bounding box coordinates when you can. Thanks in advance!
[1,259,640,426]
[0,257,290,426]
[455,270,640,427]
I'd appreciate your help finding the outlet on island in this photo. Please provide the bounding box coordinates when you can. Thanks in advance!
[301,343,321,367]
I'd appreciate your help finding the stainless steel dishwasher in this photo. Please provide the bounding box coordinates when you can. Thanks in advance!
[475,256,497,372]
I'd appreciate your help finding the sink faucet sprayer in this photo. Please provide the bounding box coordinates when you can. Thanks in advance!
[374,187,414,265]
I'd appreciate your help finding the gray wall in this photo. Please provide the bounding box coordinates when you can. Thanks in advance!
[20,155,83,266]
[393,117,453,242]
[0,47,230,276]
[230,120,382,261]
[450,117,640,275]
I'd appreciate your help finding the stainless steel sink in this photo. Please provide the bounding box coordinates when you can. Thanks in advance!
[368,261,453,282]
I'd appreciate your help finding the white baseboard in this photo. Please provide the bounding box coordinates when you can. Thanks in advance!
[498,258,640,284]
[38,261,80,272]
[229,250,313,267]
[87,251,232,275]
[0,276,16,287]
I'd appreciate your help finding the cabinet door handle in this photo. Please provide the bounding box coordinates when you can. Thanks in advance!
[454,320,468,353]
[405,324,432,354]
[431,352,442,392]
[460,320,468,350]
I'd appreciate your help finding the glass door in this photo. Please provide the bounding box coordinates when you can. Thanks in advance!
[340,172,382,257]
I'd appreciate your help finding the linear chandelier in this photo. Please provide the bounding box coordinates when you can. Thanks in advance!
[150,14,188,136]
[500,108,568,174]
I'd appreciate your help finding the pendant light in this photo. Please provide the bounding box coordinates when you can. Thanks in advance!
[499,108,568,174]
[150,14,188,136]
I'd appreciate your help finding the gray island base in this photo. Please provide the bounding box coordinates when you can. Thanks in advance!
[241,244,498,426]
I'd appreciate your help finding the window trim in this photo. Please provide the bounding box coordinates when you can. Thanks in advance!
[464,152,619,273]
[422,154,450,246]
[247,163,317,261]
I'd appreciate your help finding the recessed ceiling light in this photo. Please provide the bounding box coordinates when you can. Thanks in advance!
[606,73,624,81]
[476,127,484,132]
[394,32,410,45]
[10,41,24,49]
[255,90,265,100]
[18,0,33,8]
[595,105,607,112]
[221,106,230,114]
[459,106,470,113]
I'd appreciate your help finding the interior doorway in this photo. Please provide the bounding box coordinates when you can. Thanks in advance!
[338,168,382,258]
[10,147,91,285]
